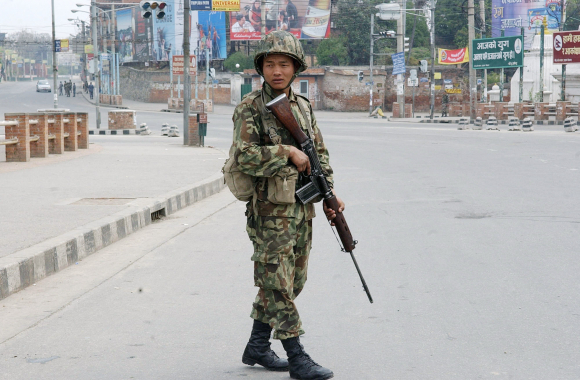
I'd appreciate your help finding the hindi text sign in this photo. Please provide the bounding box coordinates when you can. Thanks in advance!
[172,55,197,75]
[553,31,580,64]
[472,36,523,69]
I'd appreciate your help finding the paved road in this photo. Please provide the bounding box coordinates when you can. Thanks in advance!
[2,80,580,379]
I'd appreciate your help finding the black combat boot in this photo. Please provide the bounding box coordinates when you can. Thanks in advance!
[281,337,334,380]
[242,320,289,371]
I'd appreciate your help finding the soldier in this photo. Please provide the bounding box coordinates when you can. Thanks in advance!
[441,91,450,117]
[231,31,342,380]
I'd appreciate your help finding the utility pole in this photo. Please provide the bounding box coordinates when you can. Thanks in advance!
[370,13,374,115]
[479,0,486,102]
[560,0,566,101]
[183,0,191,145]
[429,0,435,119]
[91,0,101,129]
[397,0,406,117]
[540,25,544,102]
[111,4,116,96]
[51,0,58,109]
[468,0,476,118]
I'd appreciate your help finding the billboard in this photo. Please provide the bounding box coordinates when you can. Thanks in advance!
[229,0,331,40]
[117,8,134,62]
[191,11,228,61]
[492,0,565,50]
[472,36,524,69]
[153,2,176,61]
[553,31,580,63]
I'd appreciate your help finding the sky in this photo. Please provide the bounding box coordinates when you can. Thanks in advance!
[1,0,95,39]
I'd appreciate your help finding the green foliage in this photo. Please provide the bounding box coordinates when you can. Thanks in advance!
[487,71,500,85]
[435,0,491,48]
[408,47,431,65]
[333,0,379,65]
[453,27,469,49]
[223,52,254,72]
[316,37,349,65]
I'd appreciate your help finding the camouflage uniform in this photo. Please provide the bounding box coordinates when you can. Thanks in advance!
[231,81,333,340]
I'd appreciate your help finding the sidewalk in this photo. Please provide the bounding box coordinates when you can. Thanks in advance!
[0,134,226,301]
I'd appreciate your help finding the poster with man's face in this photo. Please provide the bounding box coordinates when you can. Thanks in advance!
[229,0,331,40]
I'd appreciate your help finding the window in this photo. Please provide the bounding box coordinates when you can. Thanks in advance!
[299,80,308,98]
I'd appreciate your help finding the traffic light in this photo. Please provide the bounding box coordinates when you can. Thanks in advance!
[140,1,167,19]
[156,2,167,19]
[358,70,364,82]
[378,30,396,38]
[420,60,428,73]
[404,37,410,52]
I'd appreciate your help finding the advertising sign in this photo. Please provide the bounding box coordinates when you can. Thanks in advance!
[391,52,406,75]
[192,11,228,61]
[117,8,134,63]
[553,31,580,63]
[229,0,330,40]
[492,0,564,50]
[153,2,176,62]
[172,55,197,75]
[438,47,469,64]
[191,0,240,11]
[472,36,524,69]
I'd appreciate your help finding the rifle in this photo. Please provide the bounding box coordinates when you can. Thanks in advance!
[266,93,373,304]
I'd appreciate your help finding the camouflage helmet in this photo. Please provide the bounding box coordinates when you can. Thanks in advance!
[254,31,308,77]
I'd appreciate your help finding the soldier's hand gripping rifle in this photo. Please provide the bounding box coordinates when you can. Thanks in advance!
[266,94,373,304]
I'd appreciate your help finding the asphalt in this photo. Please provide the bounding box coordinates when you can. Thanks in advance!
[0,87,573,302]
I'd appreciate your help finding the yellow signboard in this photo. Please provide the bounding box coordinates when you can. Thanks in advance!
[445,89,462,94]
[85,44,94,54]
[434,72,441,80]
[212,0,240,11]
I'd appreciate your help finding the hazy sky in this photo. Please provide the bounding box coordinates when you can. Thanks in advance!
[2,0,95,39]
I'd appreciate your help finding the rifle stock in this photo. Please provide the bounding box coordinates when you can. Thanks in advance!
[266,93,373,304]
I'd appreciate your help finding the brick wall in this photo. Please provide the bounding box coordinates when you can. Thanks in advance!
[108,110,137,130]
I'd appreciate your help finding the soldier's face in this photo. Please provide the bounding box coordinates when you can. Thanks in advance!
[262,54,296,95]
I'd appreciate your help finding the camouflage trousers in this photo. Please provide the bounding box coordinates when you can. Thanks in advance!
[247,215,312,340]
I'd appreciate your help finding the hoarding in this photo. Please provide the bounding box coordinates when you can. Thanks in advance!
[472,36,524,69]
[438,48,469,64]
[191,0,240,11]
[191,11,228,61]
[117,8,134,62]
[153,2,176,62]
[553,31,580,63]
[492,0,565,50]
[229,0,331,40]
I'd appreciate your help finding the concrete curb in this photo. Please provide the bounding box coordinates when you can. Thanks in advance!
[0,172,226,301]
[89,129,141,135]
[415,119,580,126]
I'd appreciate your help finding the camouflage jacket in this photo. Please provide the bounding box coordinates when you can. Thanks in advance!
[231,84,333,221]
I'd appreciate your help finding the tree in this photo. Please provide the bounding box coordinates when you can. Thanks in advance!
[316,37,349,65]
[223,51,254,72]
[333,0,378,65]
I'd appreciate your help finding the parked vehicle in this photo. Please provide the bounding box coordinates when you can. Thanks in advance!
[36,80,51,93]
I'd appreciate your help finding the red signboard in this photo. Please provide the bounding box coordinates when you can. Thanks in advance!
[172,55,196,75]
[438,48,469,65]
[553,31,580,64]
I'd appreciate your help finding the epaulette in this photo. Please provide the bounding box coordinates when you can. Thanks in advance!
[240,89,262,105]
